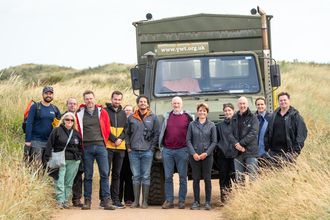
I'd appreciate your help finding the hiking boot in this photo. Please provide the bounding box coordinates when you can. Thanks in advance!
[99,200,104,209]
[104,198,116,210]
[56,202,63,210]
[113,201,126,209]
[205,201,211,210]
[190,201,201,210]
[178,201,185,209]
[141,184,150,209]
[62,201,71,209]
[162,201,174,209]
[131,185,140,208]
[82,199,91,210]
[72,199,83,207]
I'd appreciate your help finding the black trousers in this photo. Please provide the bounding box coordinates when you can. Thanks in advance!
[99,148,125,201]
[119,151,134,202]
[190,155,213,203]
[72,170,84,202]
[217,156,235,189]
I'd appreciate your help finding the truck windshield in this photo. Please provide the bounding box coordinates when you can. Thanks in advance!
[154,55,260,97]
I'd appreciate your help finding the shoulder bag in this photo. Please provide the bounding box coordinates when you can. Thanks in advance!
[49,129,73,169]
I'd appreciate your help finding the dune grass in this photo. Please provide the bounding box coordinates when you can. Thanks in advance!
[222,62,330,219]
[0,63,134,219]
[0,61,329,219]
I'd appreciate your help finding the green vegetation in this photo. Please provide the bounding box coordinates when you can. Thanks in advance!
[223,62,330,219]
[0,61,329,219]
[0,63,134,219]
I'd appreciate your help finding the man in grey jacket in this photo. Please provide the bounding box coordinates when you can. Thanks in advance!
[228,97,259,184]
[126,94,160,209]
[159,97,193,209]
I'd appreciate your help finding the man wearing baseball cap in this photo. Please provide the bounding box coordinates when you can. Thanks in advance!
[25,86,61,165]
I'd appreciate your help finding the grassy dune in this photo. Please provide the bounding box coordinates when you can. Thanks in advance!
[0,61,329,219]
[222,62,330,219]
[0,63,134,219]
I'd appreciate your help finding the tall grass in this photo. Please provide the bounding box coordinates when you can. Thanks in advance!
[0,63,134,219]
[222,62,330,219]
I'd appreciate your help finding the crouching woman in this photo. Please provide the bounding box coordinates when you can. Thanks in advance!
[44,112,82,209]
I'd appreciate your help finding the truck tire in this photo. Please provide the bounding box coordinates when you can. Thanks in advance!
[148,163,165,205]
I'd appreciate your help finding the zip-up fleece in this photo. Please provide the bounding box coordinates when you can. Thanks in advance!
[264,106,307,154]
[76,104,111,150]
[228,108,259,158]
[159,110,194,152]
[126,109,160,152]
[104,103,128,150]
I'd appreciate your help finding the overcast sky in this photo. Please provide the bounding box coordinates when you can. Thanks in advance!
[1,0,329,70]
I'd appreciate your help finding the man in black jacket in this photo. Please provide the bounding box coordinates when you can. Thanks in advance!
[99,91,128,209]
[228,97,259,184]
[264,92,307,165]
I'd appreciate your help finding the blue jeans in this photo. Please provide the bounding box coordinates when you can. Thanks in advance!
[162,147,189,202]
[234,155,258,183]
[83,145,110,200]
[128,150,153,185]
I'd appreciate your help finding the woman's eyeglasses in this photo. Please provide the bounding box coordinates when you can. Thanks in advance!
[64,118,74,122]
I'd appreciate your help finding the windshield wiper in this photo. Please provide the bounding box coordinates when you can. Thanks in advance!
[159,91,200,100]
[202,90,241,98]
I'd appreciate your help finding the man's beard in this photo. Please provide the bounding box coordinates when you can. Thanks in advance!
[43,97,53,103]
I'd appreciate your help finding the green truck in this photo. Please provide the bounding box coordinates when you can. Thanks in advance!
[130,7,281,205]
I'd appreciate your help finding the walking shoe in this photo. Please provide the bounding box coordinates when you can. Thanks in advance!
[125,200,133,206]
[113,201,126,209]
[104,198,116,210]
[98,200,104,209]
[190,201,201,210]
[62,201,71,209]
[72,199,83,207]
[82,199,91,210]
[205,201,211,210]
[56,202,63,210]
[178,201,185,209]
[162,200,174,209]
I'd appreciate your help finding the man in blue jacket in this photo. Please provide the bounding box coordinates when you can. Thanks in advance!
[25,86,60,165]
[255,97,270,166]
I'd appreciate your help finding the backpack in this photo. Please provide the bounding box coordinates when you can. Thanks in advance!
[22,100,60,134]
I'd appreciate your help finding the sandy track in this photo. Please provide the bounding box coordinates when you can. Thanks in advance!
[53,174,223,220]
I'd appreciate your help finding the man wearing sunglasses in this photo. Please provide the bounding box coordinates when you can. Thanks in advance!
[25,86,60,165]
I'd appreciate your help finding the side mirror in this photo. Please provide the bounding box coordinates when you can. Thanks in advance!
[130,68,141,90]
[270,64,281,87]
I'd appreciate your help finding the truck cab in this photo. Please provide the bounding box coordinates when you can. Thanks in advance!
[130,8,281,205]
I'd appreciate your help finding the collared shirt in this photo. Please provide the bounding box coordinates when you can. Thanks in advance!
[86,107,95,116]
[173,110,183,115]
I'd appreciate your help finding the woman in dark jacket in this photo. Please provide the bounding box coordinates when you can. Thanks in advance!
[186,103,217,211]
[216,103,235,205]
[45,112,82,210]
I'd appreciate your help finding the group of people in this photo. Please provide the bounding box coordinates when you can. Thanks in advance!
[159,92,307,211]
[24,86,307,211]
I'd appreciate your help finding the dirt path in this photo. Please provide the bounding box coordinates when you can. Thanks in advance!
[53,174,223,220]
